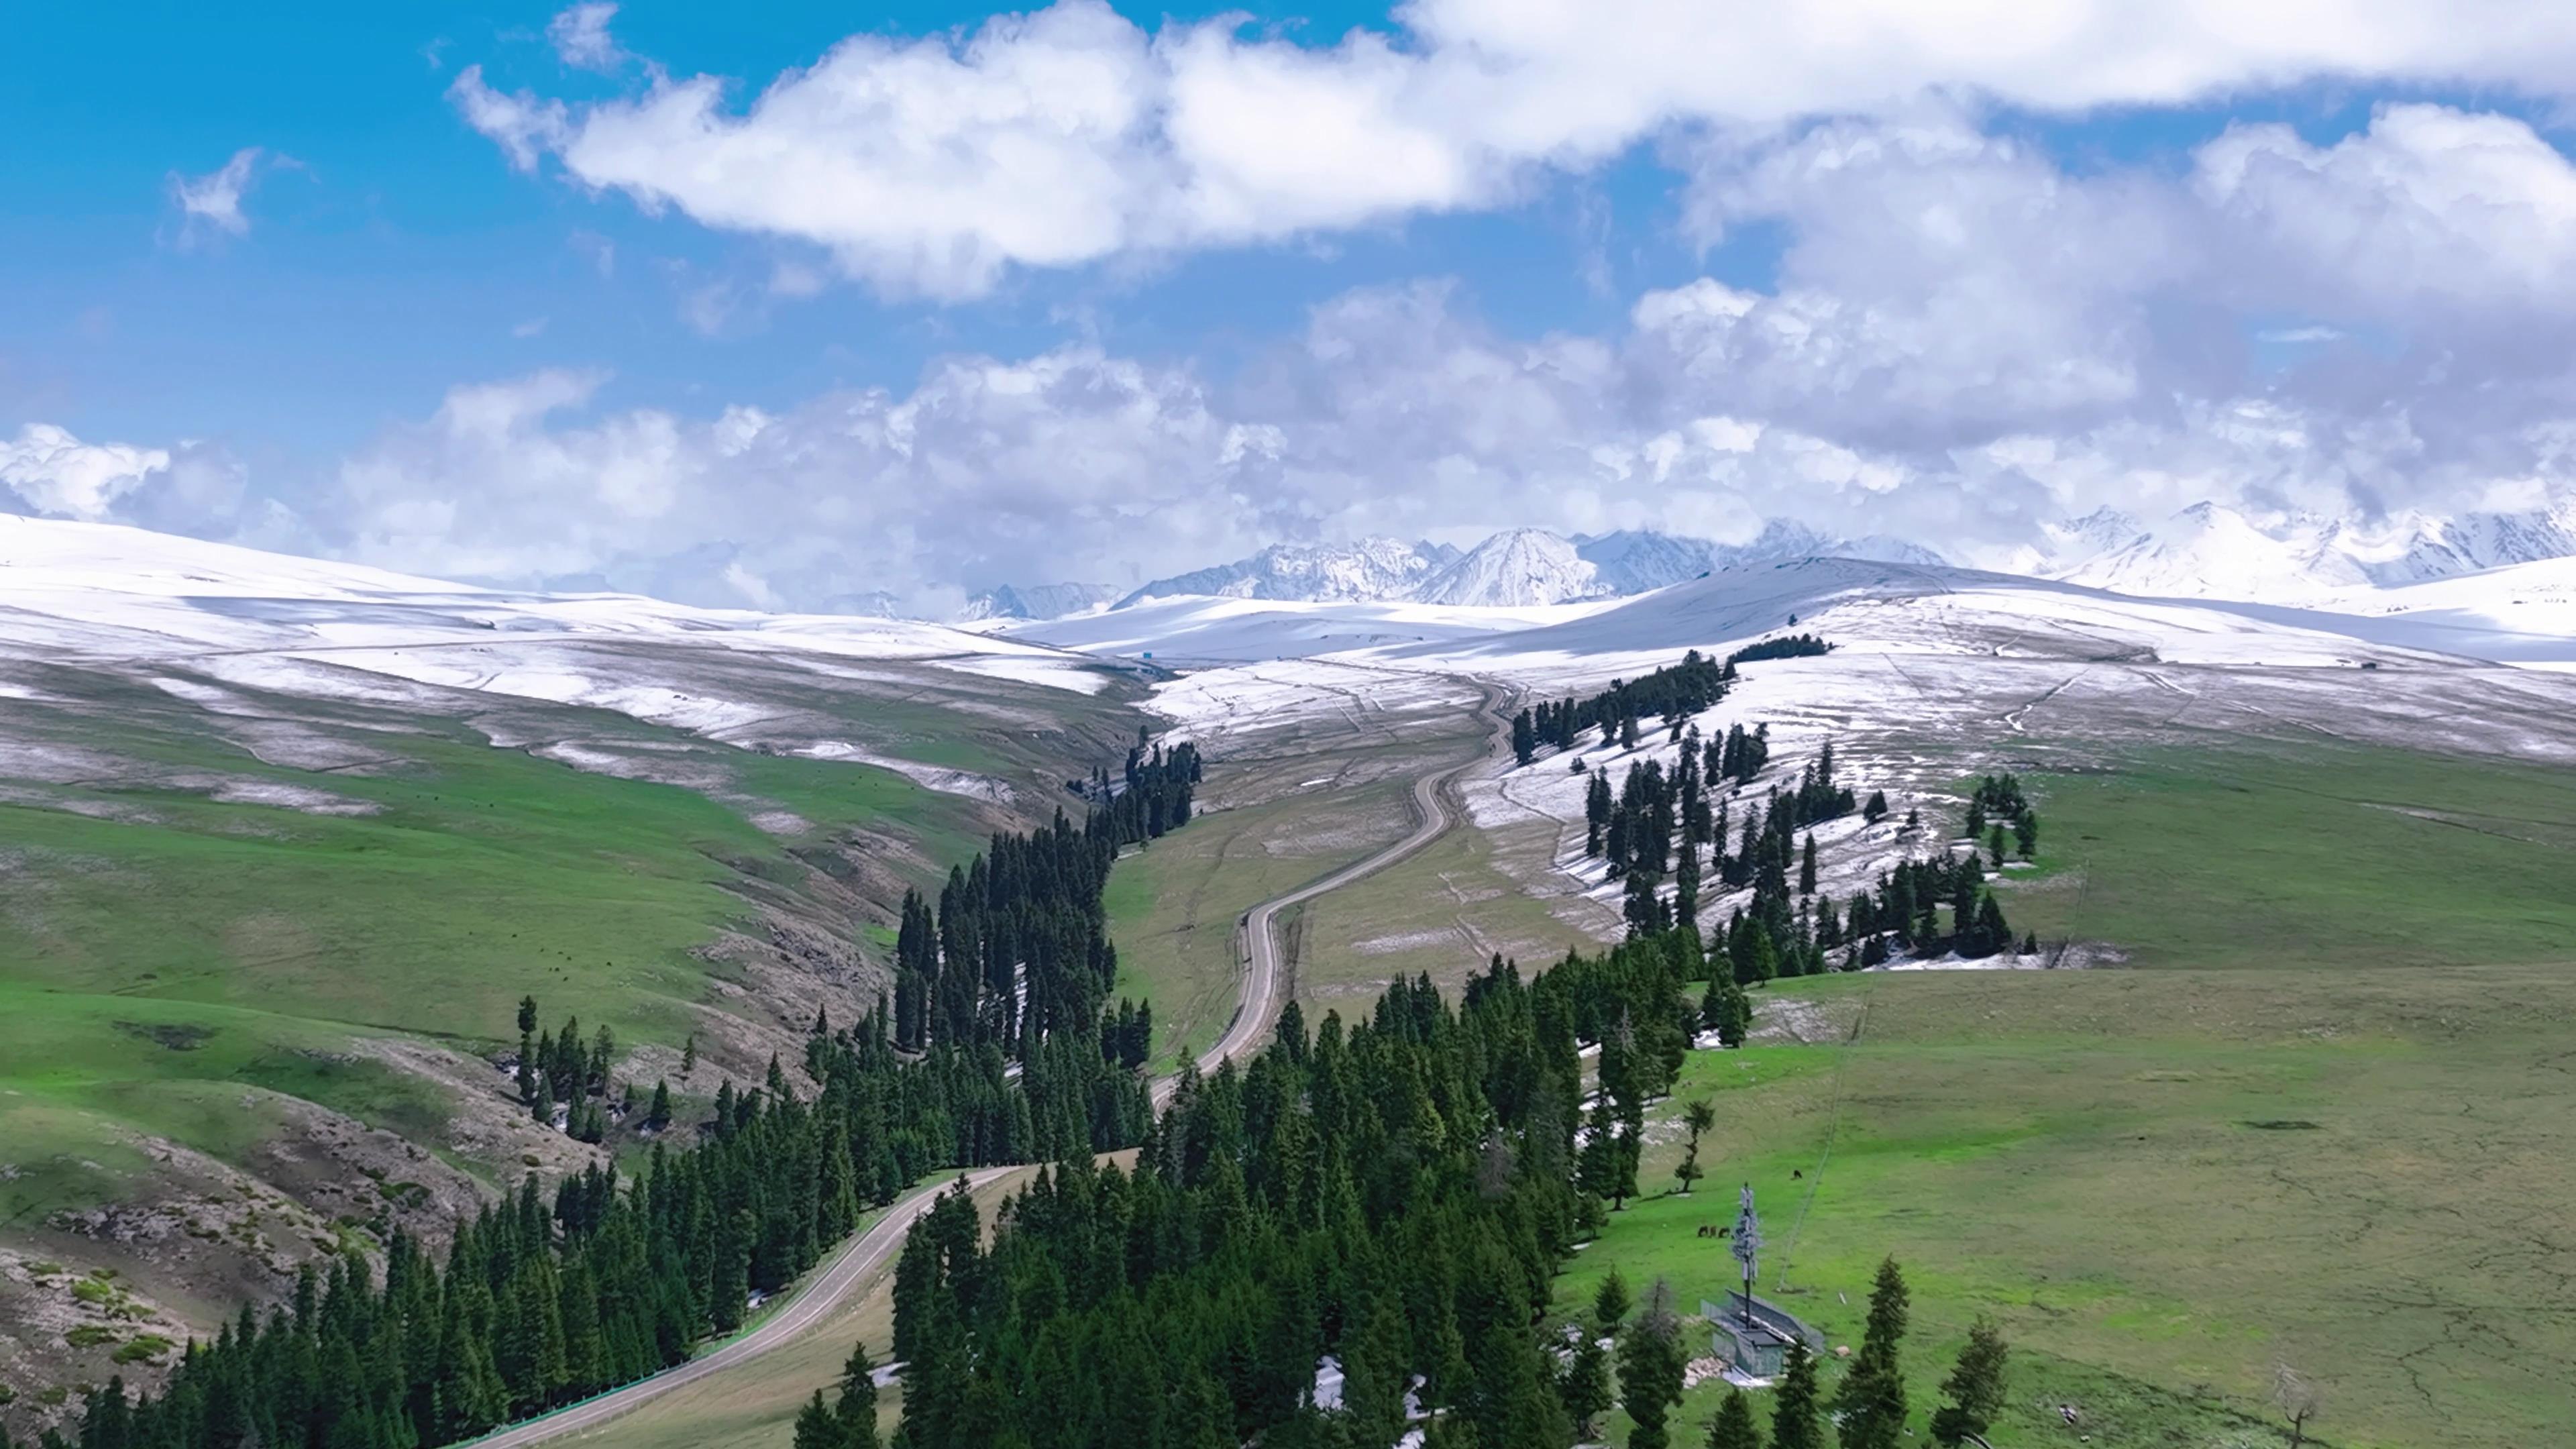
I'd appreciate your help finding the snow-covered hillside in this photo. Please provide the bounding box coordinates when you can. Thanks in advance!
[2288,553,2576,667]
[1012,590,1611,661]
[0,516,1118,798]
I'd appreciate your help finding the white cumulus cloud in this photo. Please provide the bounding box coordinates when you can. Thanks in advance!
[0,425,172,520]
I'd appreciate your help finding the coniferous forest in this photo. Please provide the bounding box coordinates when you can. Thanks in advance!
[40,665,2051,1449]
[881,947,1698,1449]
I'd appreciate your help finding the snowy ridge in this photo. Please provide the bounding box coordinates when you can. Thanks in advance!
[959,582,1122,622]
[1012,591,1615,661]
[0,517,1116,798]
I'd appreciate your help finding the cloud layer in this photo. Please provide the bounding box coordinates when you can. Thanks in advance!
[451,0,2576,298]
[54,6,2576,612]
[60,98,2576,612]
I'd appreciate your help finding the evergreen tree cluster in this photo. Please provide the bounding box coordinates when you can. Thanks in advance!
[1709,722,1770,787]
[1507,643,1839,768]
[1829,850,2020,966]
[802,1003,1150,1195]
[513,998,621,1142]
[1965,773,2040,863]
[885,949,1699,1449]
[1516,651,1737,763]
[76,1000,1162,1449]
[77,1072,879,1449]
[1104,739,1204,845]
[1583,724,1858,959]
[1723,633,1834,666]
[890,770,1195,1060]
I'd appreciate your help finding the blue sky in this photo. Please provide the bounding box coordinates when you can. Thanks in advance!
[11,1,2576,608]
[3,1,1725,449]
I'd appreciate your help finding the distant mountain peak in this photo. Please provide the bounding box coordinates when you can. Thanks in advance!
[960,582,1120,623]
[1412,528,1603,606]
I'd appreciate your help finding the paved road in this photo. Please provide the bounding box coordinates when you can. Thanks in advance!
[468,674,1509,1446]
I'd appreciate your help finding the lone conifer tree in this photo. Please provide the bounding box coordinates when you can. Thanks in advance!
[1930,1318,2008,1447]
[1618,1281,1688,1449]
[1772,1338,1823,1449]
[794,1390,845,1449]
[1676,1098,1715,1194]
[1833,1258,1911,1449]
[1593,1268,1631,1337]
[1707,1388,1763,1449]
[1560,1332,1611,1438]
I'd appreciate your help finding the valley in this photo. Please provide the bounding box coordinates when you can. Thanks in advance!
[7,524,2575,1449]
[37,23,2576,1449]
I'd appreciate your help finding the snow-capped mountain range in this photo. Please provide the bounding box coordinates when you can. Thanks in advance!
[1087,522,1947,616]
[2030,500,2576,601]
[949,498,2576,622]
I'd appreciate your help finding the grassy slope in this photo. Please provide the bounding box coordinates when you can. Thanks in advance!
[1293,808,1608,1010]
[0,666,1115,1236]
[2000,739,2576,969]
[1103,783,1415,1071]
[1566,739,2576,1449]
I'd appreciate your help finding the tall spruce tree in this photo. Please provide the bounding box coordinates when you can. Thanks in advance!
[795,1390,847,1449]
[1561,1332,1612,1438]
[1707,1387,1764,1449]
[1593,1269,1632,1337]
[1618,1281,1688,1449]
[1772,1338,1823,1449]
[1833,1258,1912,1449]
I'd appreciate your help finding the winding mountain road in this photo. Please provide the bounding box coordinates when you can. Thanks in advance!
[1171,675,1515,1106]
[465,673,1510,1447]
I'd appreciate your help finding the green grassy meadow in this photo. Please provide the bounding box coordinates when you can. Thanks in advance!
[1564,738,2576,1449]
[0,674,1052,1247]
[1996,739,2576,969]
